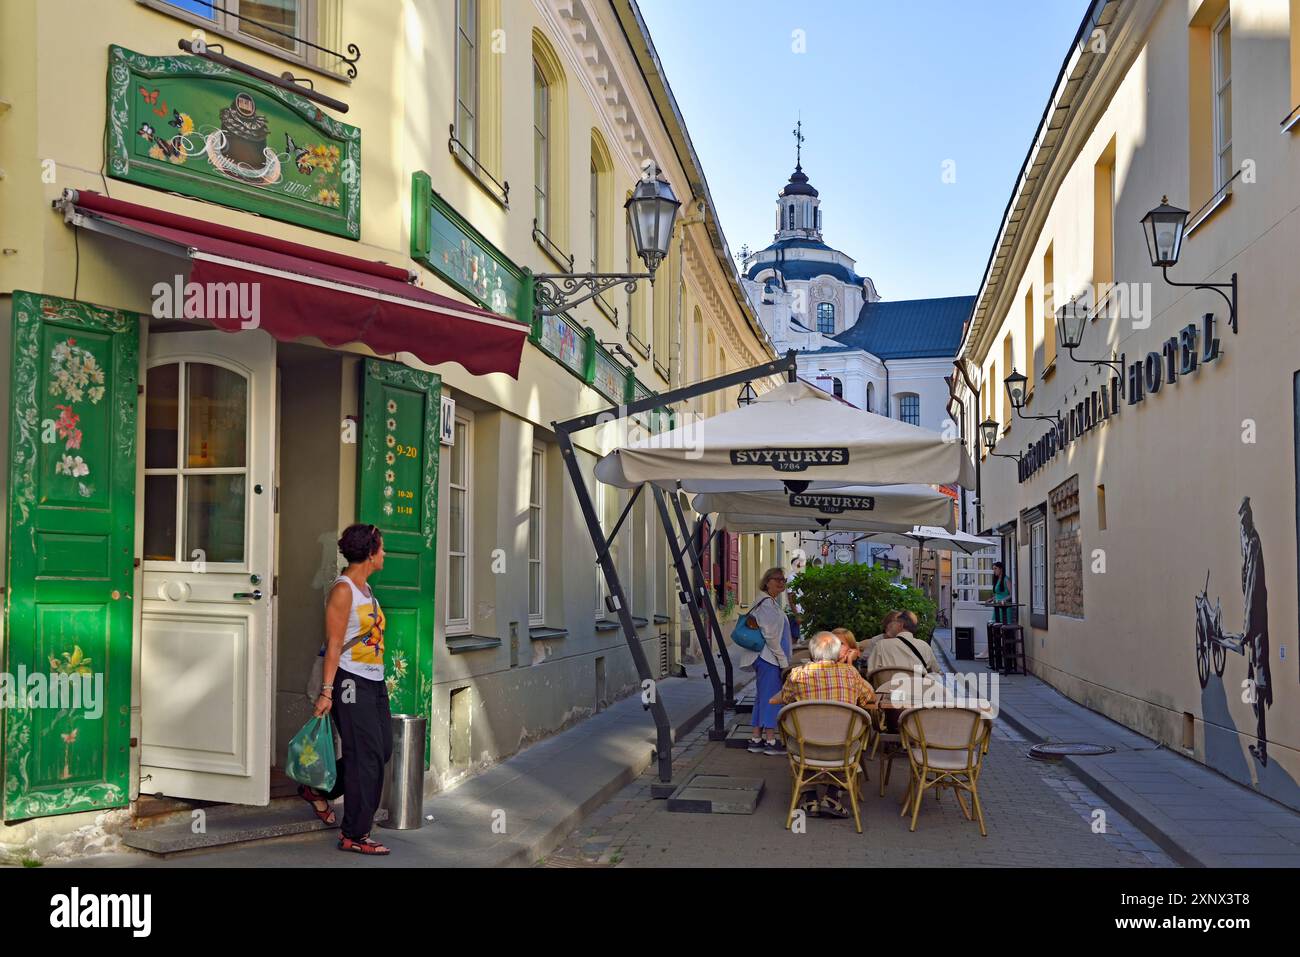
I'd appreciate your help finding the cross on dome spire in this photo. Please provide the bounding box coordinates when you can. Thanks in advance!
[792,117,805,170]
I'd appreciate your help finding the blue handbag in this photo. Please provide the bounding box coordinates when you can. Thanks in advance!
[731,596,774,653]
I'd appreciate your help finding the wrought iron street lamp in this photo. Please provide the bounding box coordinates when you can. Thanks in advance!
[980,417,1022,464]
[1003,367,1061,428]
[533,162,681,320]
[1141,195,1238,334]
[1056,296,1124,380]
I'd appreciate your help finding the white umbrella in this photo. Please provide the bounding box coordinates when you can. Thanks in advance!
[594,380,975,490]
[692,484,955,532]
[862,526,1000,555]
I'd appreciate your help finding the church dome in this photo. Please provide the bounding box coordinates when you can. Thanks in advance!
[779,164,819,197]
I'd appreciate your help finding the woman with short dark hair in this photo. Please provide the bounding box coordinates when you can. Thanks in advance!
[298,522,393,855]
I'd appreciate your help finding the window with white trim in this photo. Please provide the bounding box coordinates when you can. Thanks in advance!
[146,0,318,65]
[446,415,472,633]
[816,302,835,334]
[1030,517,1047,617]
[528,444,545,624]
[595,477,608,616]
[533,58,550,234]
[1212,9,1233,190]
[456,0,478,160]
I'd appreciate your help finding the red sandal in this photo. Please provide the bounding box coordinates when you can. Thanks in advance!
[297,785,337,826]
[338,835,390,855]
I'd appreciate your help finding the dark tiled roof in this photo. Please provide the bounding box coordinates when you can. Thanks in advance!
[825,295,975,359]
[746,254,864,287]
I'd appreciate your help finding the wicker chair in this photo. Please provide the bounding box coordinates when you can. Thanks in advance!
[864,667,914,795]
[897,706,992,836]
[777,700,873,834]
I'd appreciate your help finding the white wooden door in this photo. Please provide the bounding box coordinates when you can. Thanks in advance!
[138,329,276,805]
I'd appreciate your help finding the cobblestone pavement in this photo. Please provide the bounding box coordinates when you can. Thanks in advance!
[543,715,1177,868]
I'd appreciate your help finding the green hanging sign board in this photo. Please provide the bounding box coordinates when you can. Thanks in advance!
[106,44,361,238]
[4,292,139,821]
[356,359,441,765]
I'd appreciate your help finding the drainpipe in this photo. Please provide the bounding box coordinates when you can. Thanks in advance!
[955,358,982,532]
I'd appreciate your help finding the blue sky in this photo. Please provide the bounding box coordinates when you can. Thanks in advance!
[638,0,1088,301]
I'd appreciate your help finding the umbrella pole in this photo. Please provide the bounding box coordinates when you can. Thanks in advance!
[557,431,674,785]
[652,488,727,739]
[678,502,735,707]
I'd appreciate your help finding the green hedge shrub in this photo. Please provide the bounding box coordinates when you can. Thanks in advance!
[789,562,937,644]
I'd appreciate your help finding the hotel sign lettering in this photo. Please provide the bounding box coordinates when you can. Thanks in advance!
[1018,312,1222,483]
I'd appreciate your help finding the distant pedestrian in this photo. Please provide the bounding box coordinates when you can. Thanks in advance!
[738,567,792,755]
[302,523,394,856]
[991,562,1013,624]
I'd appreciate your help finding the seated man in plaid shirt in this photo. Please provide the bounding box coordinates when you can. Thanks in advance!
[770,631,878,818]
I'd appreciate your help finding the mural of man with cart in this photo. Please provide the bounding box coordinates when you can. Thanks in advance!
[1194,496,1272,767]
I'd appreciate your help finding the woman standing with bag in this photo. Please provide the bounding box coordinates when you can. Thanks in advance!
[737,567,792,755]
[299,523,394,856]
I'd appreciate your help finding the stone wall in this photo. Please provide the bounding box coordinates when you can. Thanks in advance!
[1050,475,1084,618]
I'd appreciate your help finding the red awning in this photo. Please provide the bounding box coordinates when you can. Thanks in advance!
[60,190,527,378]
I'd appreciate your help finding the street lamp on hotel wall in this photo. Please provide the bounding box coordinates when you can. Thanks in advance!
[1055,295,1125,380]
[532,162,682,321]
[1003,368,1063,429]
[980,417,1022,464]
[1140,196,1238,334]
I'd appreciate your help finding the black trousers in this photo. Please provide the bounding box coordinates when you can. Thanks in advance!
[323,672,392,840]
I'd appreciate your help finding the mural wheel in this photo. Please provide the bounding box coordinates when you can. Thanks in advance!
[1212,641,1226,677]
[1196,634,1210,688]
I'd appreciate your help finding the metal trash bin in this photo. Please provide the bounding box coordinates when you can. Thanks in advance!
[379,713,427,830]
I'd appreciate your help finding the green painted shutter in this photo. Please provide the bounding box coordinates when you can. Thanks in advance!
[357,359,440,766]
[4,292,138,821]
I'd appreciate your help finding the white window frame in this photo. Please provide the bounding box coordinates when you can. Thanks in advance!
[455,0,479,160]
[816,302,835,335]
[1212,8,1233,191]
[446,413,473,635]
[1030,518,1047,617]
[140,0,318,70]
[528,443,545,625]
[533,58,550,235]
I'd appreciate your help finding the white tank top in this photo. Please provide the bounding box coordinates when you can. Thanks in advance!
[331,574,386,681]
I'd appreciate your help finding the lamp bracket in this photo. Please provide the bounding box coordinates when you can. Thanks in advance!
[1161,267,1238,335]
[534,272,651,319]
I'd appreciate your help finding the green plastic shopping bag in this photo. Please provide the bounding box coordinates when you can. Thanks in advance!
[286,716,338,792]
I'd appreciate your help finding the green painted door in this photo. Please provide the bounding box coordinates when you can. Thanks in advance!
[357,359,440,765]
[4,292,138,821]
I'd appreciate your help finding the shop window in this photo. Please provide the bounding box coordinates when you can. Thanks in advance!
[528,444,545,624]
[143,361,249,565]
[446,415,472,633]
[898,392,920,426]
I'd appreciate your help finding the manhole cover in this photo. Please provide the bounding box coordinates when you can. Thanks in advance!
[1027,742,1116,760]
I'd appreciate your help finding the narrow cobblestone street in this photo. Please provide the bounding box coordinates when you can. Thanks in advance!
[544,715,1177,868]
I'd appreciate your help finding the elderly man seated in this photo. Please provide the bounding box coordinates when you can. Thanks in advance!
[768,630,877,819]
[865,609,938,675]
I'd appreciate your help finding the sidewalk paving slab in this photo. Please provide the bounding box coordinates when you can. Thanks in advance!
[64,663,749,869]
[936,638,1300,868]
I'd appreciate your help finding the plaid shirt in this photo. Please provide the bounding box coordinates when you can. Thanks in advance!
[780,660,878,711]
